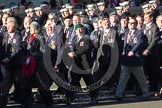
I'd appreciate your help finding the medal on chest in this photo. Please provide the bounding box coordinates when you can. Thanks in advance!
[107,32,114,43]
[80,41,84,46]
[50,39,56,49]
[13,38,16,43]
[148,31,151,35]
[11,47,14,52]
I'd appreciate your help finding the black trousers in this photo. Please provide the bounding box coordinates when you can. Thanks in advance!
[66,72,98,101]
[20,74,54,106]
[143,53,161,89]
[0,66,3,82]
[54,63,69,93]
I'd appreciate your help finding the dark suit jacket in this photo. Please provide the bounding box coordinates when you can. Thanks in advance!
[98,28,118,65]
[72,34,92,70]
[157,28,162,45]
[117,27,129,55]
[142,23,159,52]
[40,32,63,66]
[25,34,53,88]
[1,32,22,69]
[21,29,30,41]
[62,26,71,45]
[157,28,162,56]
[0,26,7,34]
[122,29,144,66]
[67,26,75,42]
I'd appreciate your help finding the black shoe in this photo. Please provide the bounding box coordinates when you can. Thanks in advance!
[66,101,71,106]
[0,104,5,108]
[135,92,143,96]
[90,100,98,105]
[139,96,150,101]
[149,87,158,92]
[65,98,72,106]
[46,103,55,107]
[155,88,162,98]
[115,96,123,101]
[54,89,64,94]
[0,97,7,107]
[19,104,28,108]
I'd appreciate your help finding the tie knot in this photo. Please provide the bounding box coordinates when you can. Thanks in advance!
[121,28,124,33]
[146,26,150,30]
[160,28,162,31]
[46,35,51,43]
[129,30,132,35]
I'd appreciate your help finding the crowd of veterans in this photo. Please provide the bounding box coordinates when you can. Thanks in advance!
[0,0,162,108]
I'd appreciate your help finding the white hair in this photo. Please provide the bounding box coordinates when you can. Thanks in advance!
[44,20,56,28]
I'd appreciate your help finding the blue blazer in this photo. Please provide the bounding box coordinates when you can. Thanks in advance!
[121,29,144,66]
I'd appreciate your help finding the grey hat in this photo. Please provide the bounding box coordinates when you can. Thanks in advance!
[30,21,40,30]
[109,11,117,17]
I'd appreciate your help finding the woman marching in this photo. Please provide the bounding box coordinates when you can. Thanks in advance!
[19,21,54,108]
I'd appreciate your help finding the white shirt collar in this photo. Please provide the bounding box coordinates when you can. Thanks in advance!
[26,29,29,33]
[77,33,84,40]
[104,28,110,32]
[9,32,15,38]
[159,28,162,31]
[129,29,135,35]
[49,32,56,37]
[146,21,153,28]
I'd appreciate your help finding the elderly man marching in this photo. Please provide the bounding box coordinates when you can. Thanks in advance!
[115,18,149,100]
[66,24,98,105]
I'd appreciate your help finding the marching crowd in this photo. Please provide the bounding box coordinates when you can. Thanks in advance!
[0,0,162,108]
